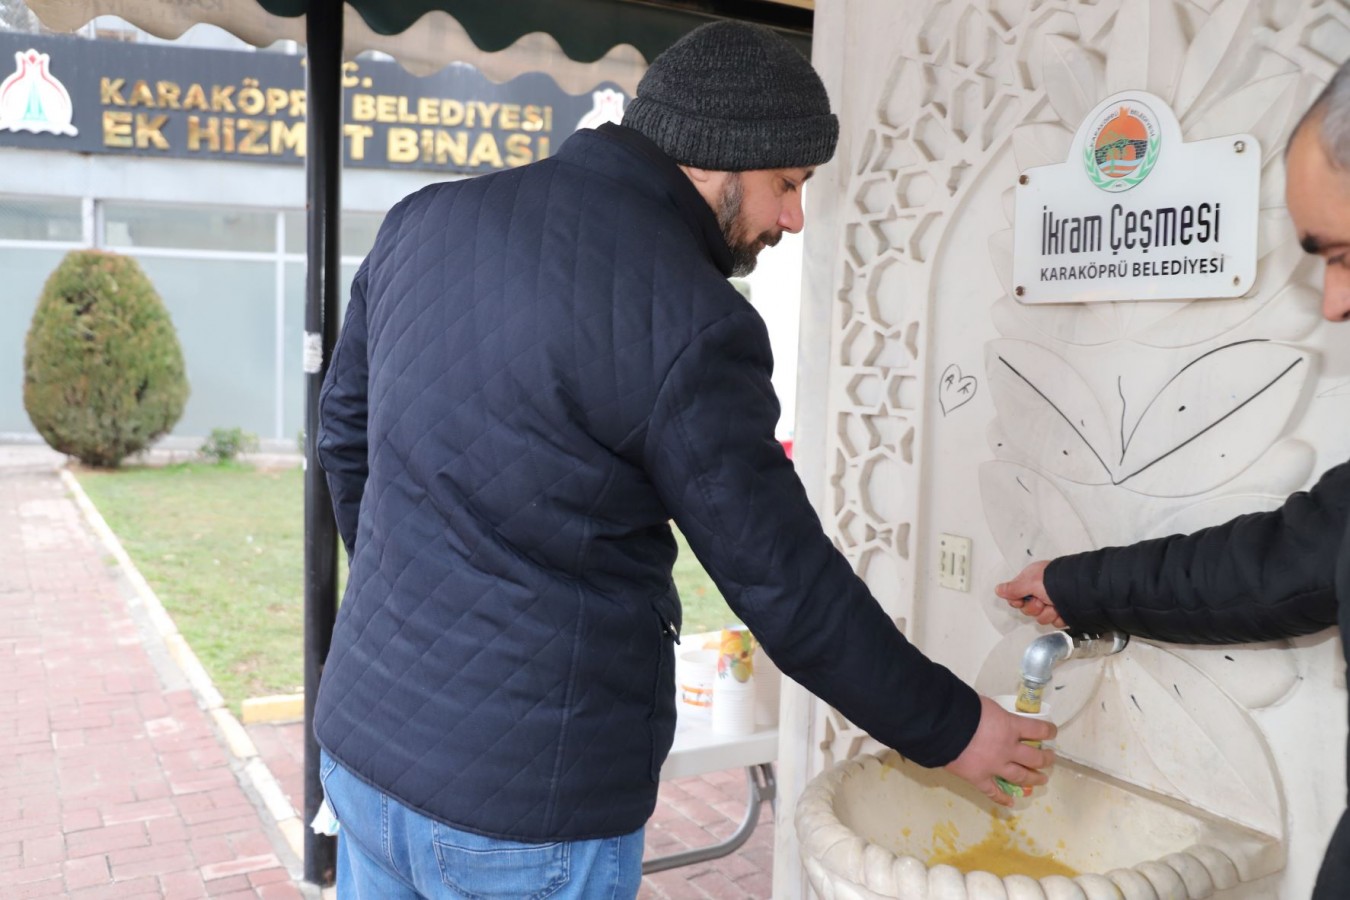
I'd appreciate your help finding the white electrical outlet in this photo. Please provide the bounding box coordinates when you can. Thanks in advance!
[937,533,971,592]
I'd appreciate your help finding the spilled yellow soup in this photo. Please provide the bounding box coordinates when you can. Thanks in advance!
[927,816,1078,879]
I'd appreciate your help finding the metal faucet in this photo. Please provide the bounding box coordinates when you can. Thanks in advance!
[1020,630,1130,691]
[994,630,1130,797]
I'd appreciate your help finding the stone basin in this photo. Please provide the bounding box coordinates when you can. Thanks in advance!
[795,750,1284,899]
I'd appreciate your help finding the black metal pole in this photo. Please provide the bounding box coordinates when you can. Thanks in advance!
[303,0,342,886]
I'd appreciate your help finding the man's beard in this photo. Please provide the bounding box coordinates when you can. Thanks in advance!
[716,173,781,277]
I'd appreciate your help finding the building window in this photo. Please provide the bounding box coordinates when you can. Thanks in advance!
[0,196,82,242]
[104,202,275,253]
[283,209,385,260]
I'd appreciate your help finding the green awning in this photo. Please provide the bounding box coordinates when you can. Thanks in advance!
[26,0,811,92]
[257,0,812,61]
[26,0,810,68]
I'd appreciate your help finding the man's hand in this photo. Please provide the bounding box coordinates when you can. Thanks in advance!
[945,695,1057,808]
[995,560,1065,628]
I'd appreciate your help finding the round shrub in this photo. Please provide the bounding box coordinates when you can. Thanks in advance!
[23,249,189,468]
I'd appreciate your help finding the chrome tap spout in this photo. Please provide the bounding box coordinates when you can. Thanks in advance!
[1020,630,1129,687]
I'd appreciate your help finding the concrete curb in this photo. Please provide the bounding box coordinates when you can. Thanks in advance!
[60,467,310,864]
[242,693,305,724]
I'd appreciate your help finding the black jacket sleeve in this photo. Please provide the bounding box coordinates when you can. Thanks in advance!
[643,308,980,768]
[316,258,371,559]
[1045,460,1350,644]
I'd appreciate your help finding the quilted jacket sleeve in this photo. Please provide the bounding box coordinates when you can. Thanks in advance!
[316,258,371,559]
[643,308,981,768]
[1045,460,1350,644]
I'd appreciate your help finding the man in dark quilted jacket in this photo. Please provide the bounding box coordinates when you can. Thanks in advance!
[315,21,1054,897]
[999,58,1350,900]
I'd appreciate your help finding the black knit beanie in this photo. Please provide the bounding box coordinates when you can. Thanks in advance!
[622,21,838,171]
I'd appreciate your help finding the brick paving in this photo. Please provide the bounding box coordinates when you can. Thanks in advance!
[0,443,776,898]
[0,447,310,898]
[248,722,775,899]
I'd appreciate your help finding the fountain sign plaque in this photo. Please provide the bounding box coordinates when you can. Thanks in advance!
[1013,91,1259,304]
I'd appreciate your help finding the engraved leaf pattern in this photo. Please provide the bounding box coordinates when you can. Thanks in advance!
[988,230,1014,298]
[1040,35,1103,127]
[985,340,1115,484]
[976,458,1096,635]
[1172,0,1259,117]
[1109,644,1282,836]
[1145,494,1287,543]
[993,293,1127,347]
[1010,122,1074,173]
[979,460,1096,567]
[985,339,1309,496]
[1151,439,1314,515]
[1105,0,1186,101]
[1252,284,1325,344]
[1117,341,1308,496]
[1169,642,1301,711]
[1183,73,1303,162]
[1259,153,1288,209]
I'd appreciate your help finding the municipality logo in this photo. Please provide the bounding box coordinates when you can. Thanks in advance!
[575,88,625,131]
[0,48,78,137]
[1083,101,1158,193]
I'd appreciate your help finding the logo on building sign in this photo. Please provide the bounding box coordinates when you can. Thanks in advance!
[1083,100,1158,193]
[0,49,78,136]
[575,88,625,131]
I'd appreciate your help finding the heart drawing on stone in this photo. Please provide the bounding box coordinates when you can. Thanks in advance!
[939,364,977,415]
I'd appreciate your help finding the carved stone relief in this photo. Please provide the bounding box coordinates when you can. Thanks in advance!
[816,0,1349,780]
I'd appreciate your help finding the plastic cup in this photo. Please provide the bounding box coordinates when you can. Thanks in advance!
[993,694,1054,798]
[712,675,756,736]
[995,694,1053,735]
[676,649,717,721]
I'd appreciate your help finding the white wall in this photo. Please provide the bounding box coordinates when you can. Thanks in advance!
[743,229,804,441]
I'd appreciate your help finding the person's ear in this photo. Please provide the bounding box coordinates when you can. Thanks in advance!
[678,166,732,211]
[680,165,716,185]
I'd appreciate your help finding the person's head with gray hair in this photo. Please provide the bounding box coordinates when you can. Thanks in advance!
[1293,60,1350,169]
[1287,57,1350,321]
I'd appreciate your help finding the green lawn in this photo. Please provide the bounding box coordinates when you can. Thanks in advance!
[672,530,739,635]
[74,461,737,712]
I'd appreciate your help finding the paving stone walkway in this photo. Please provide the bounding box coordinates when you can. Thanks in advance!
[0,446,309,898]
[247,721,774,899]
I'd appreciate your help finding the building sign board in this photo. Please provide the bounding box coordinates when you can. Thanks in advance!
[1013,91,1260,303]
[0,32,627,175]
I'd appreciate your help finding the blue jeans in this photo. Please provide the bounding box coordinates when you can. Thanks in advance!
[319,750,645,899]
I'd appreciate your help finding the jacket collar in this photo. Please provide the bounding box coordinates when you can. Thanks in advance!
[557,123,734,277]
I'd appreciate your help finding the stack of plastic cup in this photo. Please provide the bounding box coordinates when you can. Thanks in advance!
[712,625,756,736]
